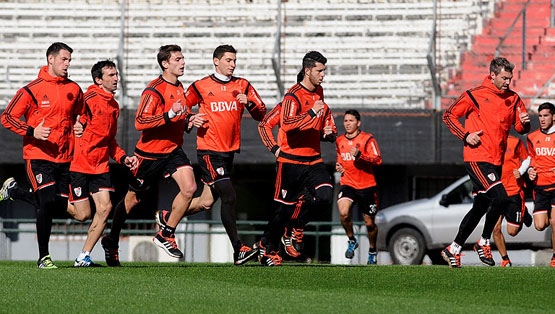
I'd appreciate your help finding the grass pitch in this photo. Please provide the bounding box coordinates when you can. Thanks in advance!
[0,261,553,313]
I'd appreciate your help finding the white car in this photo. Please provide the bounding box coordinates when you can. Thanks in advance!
[375,176,552,265]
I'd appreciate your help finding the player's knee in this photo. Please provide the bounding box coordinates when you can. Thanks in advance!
[314,187,333,206]
[507,228,519,237]
[535,222,547,231]
[339,212,351,222]
[365,219,376,230]
[220,190,236,206]
[97,203,112,218]
[493,223,502,235]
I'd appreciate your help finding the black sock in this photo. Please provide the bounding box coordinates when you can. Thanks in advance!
[369,247,377,253]
[232,240,242,252]
[348,236,356,242]
[162,225,175,237]
[502,255,510,261]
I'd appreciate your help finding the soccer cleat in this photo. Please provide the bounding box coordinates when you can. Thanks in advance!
[253,241,266,262]
[155,209,170,230]
[0,177,16,202]
[101,235,121,267]
[291,228,304,253]
[37,255,57,269]
[153,231,183,258]
[367,251,378,265]
[74,255,102,267]
[233,244,259,265]
[474,242,495,266]
[523,209,533,227]
[281,228,301,257]
[441,247,461,268]
[500,259,512,267]
[551,257,555,268]
[345,238,358,259]
[260,251,282,266]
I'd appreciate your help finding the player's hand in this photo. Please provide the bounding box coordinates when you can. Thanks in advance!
[335,162,344,174]
[73,115,83,138]
[33,118,51,140]
[171,99,183,116]
[528,167,537,181]
[350,145,360,158]
[188,113,207,129]
[312,100,324,115]
[519,107,530,124]
[274,147,281,158]
[323,120,333,138]
[233,91,248,105]
[513,169,521,179]
[124,156,139,171]
[465,130,482,146]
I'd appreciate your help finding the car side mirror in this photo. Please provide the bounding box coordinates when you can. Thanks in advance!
[440,194,449,207]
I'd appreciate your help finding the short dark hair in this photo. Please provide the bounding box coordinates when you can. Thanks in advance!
[344,109,361,121]
[297,51,327,83]
[538,102,555,114]
[157,45,181,70]
[213,45,237,60]
[91,59,117,83]
[489,57,514,75]
[46,42,73,58]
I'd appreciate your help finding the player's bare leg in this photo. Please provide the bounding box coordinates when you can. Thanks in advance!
[363,213,378,264]
[338,199,358,259]
[167,167,196,227]
[493,216,511,266]
[185,183,215,216]
[66,201,92,222]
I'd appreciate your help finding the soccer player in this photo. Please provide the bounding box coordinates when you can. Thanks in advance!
[335,109,382,264]
[526,102,555,267]
[257,51,337,266]
[492,135,532,267]
[101,45,205,266]
[158,44,266,265]
[1,42,84,269]
[67,60,138,267]
[441,57,530,268]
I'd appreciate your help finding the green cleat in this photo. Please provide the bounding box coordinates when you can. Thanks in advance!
[37,255,58,269]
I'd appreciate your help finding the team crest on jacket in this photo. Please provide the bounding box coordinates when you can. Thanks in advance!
[36,174,42,184]
[216,167,225,176]
[74,187,82,197]
[488,173,496,181]
[281,189,287,198]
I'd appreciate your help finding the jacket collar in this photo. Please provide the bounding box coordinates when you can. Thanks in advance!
[87,84,114,100]
[482,75,511,95]
[38,65,68,83]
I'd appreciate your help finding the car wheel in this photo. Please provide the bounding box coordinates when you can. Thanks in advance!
[388,228,425,265]
[427,249,447,265]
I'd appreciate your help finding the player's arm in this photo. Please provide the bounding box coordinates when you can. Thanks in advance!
[354,136,382,166]
[335,140,344,174]
[514,97,531,134]
[135,90,179,131]
[526,135,538,181]
[280,95,318,132]
[1,88,36,137]
[242,84,266,121]
[321,107,337,143]
[442,93,473,141]
[516,139,530,175]
[258,104,281,155]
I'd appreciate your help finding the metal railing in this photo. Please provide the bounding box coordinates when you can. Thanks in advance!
[0,218,368,262]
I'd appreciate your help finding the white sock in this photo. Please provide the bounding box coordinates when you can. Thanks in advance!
[478,237,489,246]
[77,251,90,261]
[449,242,461,255]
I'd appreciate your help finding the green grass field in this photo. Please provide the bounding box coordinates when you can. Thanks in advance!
[0,261,553,314]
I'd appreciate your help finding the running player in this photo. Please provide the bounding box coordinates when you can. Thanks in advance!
[1,42,84,269]
[335,109,382,264]
[258,51,337,266]
[101,45,205,266]
[441,57,530,268]
[157,44,266,265]
[492,134,532,267]
[526,102,555,267]
[68,60,138,267]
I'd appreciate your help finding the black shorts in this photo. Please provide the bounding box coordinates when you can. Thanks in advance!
[464,162,503,195]
[197,150,234,185]
[533,188,555,216]
[337,185,378,216]
[274,162,332,205]
[25,159,70,197]
[69,172,113,203]
[503,193,526,227]
[129,148,192,192]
